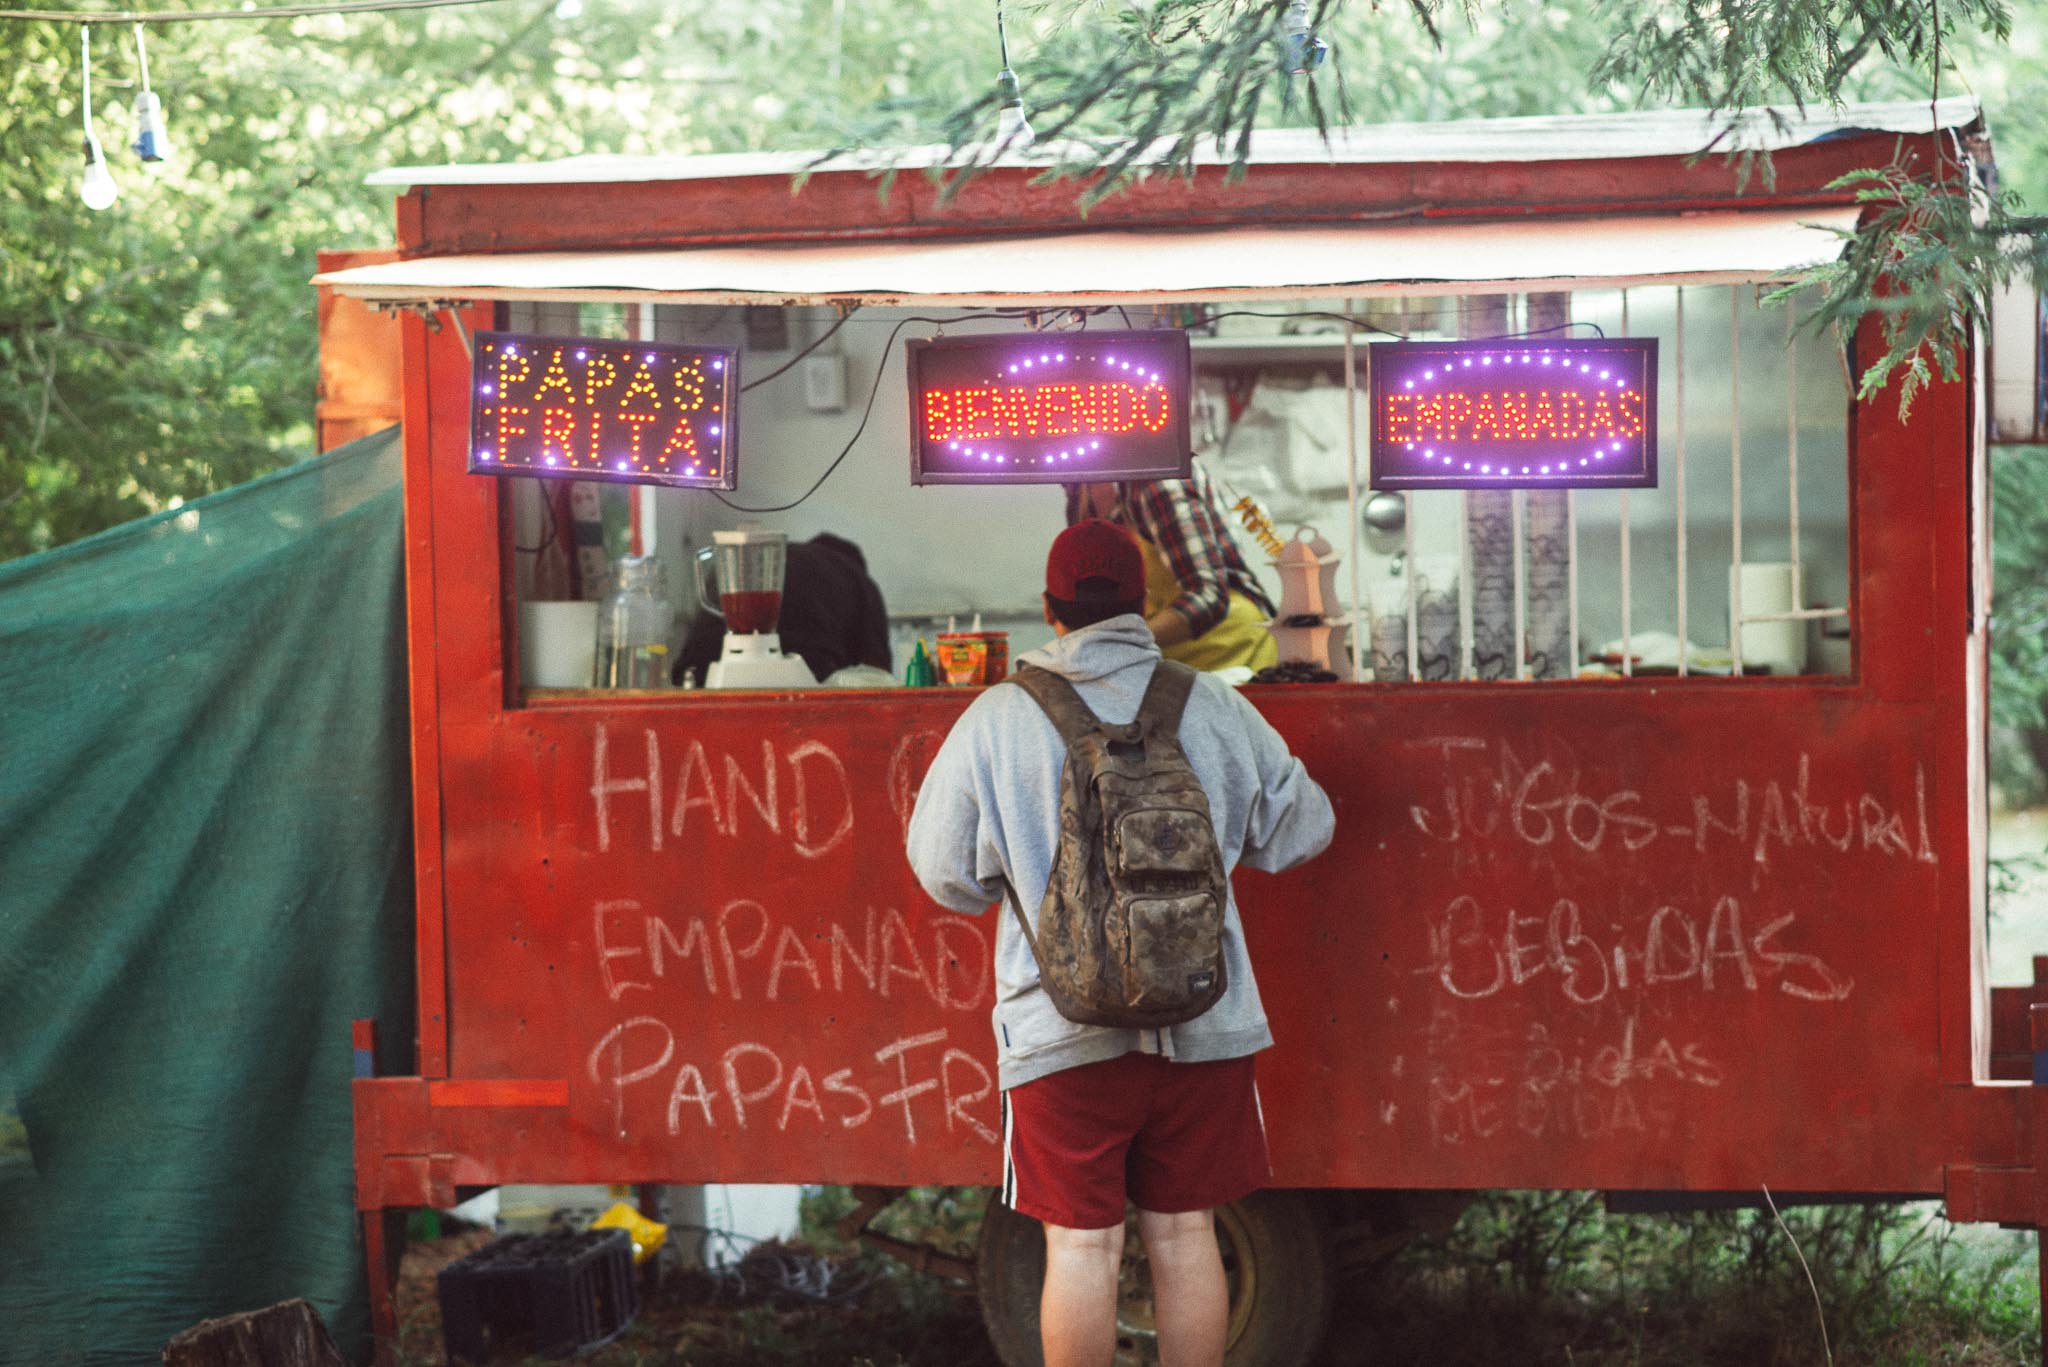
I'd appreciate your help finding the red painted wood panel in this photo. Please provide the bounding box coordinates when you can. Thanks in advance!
[396,266,1973,1191]
[396,132,1937,257]
[361,124,1999,1202]
[399,310,449,1079]
[410,686,1944,1194]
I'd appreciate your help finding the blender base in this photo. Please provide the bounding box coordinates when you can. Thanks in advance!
[706,634,818,690]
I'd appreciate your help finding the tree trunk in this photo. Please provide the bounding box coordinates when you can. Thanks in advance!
[161,1298,348,1367]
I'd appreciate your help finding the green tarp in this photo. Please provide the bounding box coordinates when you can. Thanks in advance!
[0,428,415,1365]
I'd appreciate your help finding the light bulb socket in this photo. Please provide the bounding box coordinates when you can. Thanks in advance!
[1283,32,1328,74]
[995,67,1033,148]
[1280,0,1328,75]
[131,89,170,163]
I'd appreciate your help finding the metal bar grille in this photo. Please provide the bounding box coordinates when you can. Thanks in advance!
[1459,489,1474,679]
[1786,302,1803,614]
[1293,283,1845,689]
[1619,289,1633,678]
[1405,493,1419,681]
[1343,326,1365,680]
[1675,286,1690,677]
[1567,488,1579,678]
[1512,490,1527,681]
[1729,285,1744,675]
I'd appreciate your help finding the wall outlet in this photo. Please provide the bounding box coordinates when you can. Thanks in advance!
[802,353,848,412]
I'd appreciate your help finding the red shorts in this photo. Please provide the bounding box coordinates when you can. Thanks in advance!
[1000,1051,1270,1230]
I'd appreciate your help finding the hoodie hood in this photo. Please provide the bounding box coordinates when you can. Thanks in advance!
[1015,615,1158,684]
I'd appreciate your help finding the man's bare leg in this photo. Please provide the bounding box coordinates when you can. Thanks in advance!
[1136,1207,1227,1367]
[1040,1219,1125,1367]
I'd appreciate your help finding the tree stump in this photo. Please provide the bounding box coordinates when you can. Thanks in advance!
[161,1298,348,1367]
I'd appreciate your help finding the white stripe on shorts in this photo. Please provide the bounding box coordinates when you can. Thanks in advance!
[1001,1090,1016,1208]
[1253,1080,1273,1176]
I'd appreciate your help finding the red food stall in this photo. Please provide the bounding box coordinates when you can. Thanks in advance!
[317,96,2046,1363]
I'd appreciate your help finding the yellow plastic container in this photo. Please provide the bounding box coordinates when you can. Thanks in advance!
[590,1200,668,1264]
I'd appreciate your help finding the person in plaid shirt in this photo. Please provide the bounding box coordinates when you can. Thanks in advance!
[1065,464,1279,672]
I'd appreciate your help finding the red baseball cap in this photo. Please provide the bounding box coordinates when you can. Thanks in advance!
[1047,518,1144,602]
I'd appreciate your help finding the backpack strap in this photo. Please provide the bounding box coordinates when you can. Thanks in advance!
[1010,664,1111,746]
[1000,877,1044,967]
[1135,658,1197,738]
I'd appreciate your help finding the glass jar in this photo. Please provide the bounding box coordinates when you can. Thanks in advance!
[595,556,675,689]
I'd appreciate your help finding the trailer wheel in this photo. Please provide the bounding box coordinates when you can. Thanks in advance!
[976,1190,1333,1367]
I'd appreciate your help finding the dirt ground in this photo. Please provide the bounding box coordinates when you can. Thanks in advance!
[393,1228,999,1367]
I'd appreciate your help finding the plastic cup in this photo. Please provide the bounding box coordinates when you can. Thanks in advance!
[935,635,989,686]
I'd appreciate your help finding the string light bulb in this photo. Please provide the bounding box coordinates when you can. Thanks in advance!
[1281,0,1328,75]
[78,28,118,210]
[129,23,170,165]
[80,133,117,209]
[992,0,1032,149]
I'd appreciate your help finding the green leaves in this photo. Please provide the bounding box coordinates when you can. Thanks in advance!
[1592,0,2013,118]
[1775,160,2047,413]
[921,0,2044,419]
[3,0,2046,561]
[0,0,1001,560]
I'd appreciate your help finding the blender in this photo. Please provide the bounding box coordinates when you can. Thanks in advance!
[692,526,818,690]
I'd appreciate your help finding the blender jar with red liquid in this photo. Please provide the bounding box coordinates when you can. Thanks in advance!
[692,526,816,689]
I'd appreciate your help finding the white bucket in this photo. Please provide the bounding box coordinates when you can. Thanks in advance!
[519,600,599,688]
[1729,562,1807,676]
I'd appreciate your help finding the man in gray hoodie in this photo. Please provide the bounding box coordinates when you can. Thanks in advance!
[906,518,1335,1367]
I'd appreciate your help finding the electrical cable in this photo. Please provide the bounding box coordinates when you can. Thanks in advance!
[513,484,557,555]
[2,0,503,23]
[739,309,855,393]
[712,310,1026,515]
[1199,307,1407,339]
[1481,320,1608,340]
[664,302,1604,518]
[1194,309,1607,342]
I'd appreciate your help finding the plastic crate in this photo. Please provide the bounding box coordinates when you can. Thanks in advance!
[436,1228,637,1363]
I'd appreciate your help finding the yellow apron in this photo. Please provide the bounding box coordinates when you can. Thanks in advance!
[1138,534,1278,674]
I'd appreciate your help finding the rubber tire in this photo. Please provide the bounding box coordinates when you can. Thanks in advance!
[976,1189,1334,1367]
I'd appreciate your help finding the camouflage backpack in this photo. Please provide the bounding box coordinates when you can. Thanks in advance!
[1001,659,1229,1028]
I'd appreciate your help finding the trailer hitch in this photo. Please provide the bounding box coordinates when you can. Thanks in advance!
[834,1185,979,1284]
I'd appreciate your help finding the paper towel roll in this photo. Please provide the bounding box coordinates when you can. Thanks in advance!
[1728,562,1806,675]
[519,600,599,688]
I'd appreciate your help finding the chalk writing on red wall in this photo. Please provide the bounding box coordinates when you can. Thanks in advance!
[589,727,855,859]
[585,1018,996,1145]
[1405,739,1936,869]
[1385,736,1908,1150]
[1421,891,1853,1007]
[593,898,990,1011]
[1422,1013,1722,1147]
[573,723,998,1150]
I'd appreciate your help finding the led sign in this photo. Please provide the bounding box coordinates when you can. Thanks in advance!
[1368,338,1658,491]
[906,330,1192,485]
[468,330,739,490]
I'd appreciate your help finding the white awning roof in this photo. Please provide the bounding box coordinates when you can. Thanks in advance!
[312,207,1864,308]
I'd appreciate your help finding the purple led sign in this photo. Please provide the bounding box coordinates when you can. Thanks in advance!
[1368,338,1658,491]
[468,330,739,490]
[906,330,1192,485]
